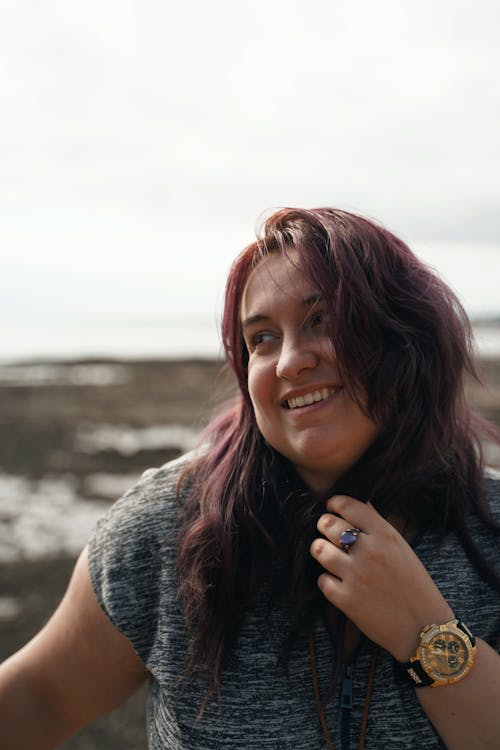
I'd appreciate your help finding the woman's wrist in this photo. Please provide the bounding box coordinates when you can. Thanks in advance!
[388,606,456,663]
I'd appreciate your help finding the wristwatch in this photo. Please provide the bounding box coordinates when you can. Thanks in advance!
[401,619,476,688]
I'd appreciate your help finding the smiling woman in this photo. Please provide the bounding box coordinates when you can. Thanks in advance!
[241,250,380,494]
[1,208,500,750]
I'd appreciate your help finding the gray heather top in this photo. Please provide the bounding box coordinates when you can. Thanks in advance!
[88,456,500,749]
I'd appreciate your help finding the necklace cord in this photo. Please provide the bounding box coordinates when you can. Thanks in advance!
[308,630,379,750]
[309,630,335,750]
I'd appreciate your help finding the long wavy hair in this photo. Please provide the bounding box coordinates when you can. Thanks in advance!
[177,207,500,694]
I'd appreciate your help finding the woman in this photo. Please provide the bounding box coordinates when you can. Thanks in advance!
[1,207,499,749]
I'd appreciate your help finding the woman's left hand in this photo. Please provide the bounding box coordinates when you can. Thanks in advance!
[310,494,454,662]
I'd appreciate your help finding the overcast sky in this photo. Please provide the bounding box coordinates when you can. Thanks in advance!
[1,1,499,356]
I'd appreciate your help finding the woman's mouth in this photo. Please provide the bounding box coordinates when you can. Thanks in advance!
[285,387,340,410]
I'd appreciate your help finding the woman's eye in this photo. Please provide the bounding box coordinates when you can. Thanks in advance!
[250,331,275,350]
[309,310,328,328]
[253,332,273,346]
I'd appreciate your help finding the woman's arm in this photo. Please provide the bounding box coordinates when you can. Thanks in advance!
[416,638,500,749]
[0,546,149,750]
[310,494,500,749]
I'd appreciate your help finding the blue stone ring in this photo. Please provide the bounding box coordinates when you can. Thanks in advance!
[338,528,361,553]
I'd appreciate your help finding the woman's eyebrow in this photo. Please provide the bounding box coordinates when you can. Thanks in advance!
[304,293,322,307]
[241,294,322,329]
[241,313,270,329]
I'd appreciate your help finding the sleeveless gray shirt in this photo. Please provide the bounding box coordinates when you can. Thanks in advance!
[88,456,500,749]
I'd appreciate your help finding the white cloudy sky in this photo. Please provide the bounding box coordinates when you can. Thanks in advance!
[1,0,499,357]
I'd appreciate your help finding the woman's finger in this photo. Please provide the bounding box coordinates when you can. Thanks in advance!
[310,536,352,577]
[316,513,363,552]
[316,573,346,609]
[325,494,384,533]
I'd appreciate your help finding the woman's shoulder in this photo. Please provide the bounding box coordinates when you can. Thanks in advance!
[99,451,194,526]
[128,450,195,503]
[86,453,196,658]
[87,451,197,569]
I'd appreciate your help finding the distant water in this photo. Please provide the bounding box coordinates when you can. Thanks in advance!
[1,242,499,362]
[2,244,500,362]
[0,319,223,363]
[474,325,500,357]
[0,423,199,562]
[1,318,500,363]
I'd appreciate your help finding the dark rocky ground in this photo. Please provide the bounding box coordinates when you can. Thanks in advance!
[0,358,230,749]
[0,356,499,748]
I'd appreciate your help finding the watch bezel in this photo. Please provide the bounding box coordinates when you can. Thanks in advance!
[418,620,475,686]
[404,619,477,688]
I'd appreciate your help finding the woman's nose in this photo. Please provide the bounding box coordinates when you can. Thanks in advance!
[275,335,319,380]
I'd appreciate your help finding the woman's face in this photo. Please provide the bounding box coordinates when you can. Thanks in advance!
[240,251,380,495]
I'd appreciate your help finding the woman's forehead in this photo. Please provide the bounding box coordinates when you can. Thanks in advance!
[240,251,318,320]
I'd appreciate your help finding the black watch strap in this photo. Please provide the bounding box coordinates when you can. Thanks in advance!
[401,659,434,687]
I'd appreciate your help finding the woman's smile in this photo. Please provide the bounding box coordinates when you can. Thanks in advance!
[241,250,380,494]
[282,385,342,411]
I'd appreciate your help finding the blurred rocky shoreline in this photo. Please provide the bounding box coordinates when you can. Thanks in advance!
[0,358,230,749]
[1,355,499,749]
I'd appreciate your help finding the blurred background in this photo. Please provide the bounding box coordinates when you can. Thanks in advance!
[1,1,499,747]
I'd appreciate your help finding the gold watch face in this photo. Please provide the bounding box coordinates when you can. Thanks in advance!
[419,623,475,685]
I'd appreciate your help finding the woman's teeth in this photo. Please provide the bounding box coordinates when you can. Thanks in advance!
[287,387,335,410]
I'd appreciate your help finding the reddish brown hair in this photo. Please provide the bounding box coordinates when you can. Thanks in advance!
[177,207,500,696]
